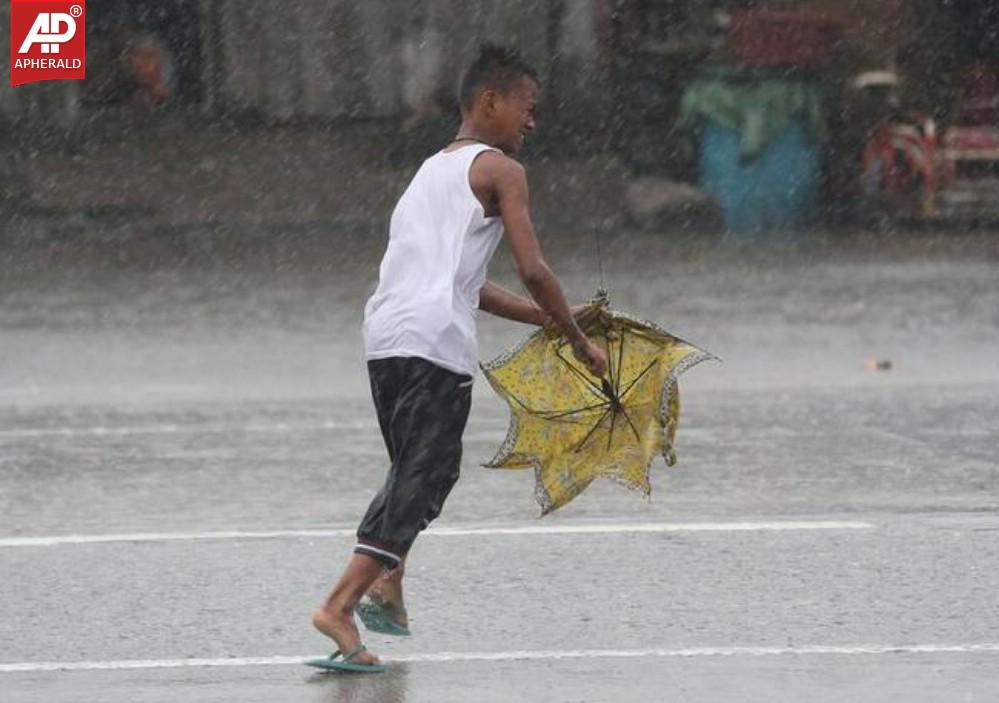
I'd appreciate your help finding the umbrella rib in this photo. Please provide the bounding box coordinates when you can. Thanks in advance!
[619,357,660,401]
[503,386,607,421]
[573,407,612,453]
[614,328,627,394]
[503,391,590,426]
[617,403,642,443]
[554,344,607,400]
[498,379,609,427]
[503,388,539,414]
[539,400,611,420]
[606,406,618,449]
[539,410,609,427]
[507,397,604,427]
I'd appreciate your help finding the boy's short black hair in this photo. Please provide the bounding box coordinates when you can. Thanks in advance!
[459,43,539,111]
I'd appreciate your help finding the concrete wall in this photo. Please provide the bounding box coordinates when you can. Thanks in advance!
[810,0,913,70]
[1,0,606,126]
[209,0,588,121]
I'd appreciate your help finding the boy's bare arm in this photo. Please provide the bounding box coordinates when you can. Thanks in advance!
[478,281,546,325]
[473,153,586,348]
[469,152,607,377]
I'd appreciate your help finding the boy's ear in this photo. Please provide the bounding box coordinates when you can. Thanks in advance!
[481,88,498,117]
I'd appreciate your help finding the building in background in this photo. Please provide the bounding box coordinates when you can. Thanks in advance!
[2,0,997,228]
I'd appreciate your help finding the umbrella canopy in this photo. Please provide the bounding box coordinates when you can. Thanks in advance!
[481,294,714,515]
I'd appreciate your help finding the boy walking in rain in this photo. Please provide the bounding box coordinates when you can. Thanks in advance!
[311,44,607,672]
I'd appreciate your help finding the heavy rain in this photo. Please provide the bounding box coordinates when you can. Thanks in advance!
[1,1,998,701]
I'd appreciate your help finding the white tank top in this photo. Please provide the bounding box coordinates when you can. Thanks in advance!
[362,143,505,376]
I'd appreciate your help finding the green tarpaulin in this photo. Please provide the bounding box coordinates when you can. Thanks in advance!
[680,66,826,159]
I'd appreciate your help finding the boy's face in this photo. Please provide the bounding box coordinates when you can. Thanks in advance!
[487,76,539,155]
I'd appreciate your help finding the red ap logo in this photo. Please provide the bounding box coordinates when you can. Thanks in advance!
[10,0,86,87]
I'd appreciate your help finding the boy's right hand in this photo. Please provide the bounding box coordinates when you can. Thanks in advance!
[573,338,608,378]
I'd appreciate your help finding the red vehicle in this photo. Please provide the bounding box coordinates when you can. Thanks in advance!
[936,62,999,220]
[862,62,999,222]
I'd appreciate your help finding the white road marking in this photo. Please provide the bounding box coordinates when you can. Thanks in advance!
[0,423,506,442]
[2,642,997,673]
[0,421,374,440]
[0,385,210,402]
[0,520,873,548]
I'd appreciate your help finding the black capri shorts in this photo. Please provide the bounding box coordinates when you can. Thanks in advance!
[354,356,473,569]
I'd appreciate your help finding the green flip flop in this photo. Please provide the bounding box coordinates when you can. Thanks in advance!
[305,645,387,673]
[356,599,411,637]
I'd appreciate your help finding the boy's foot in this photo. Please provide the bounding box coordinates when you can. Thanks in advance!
[311,608,381,666]
[364,592,409,629]
[366,579,408,629]
[356,598,411,636]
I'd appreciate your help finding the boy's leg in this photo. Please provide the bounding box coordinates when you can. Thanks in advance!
[356,358,472,627]
[310,359,406,660]
[355,358,409,623]
[312,553,386,664]
[317,356,471,643]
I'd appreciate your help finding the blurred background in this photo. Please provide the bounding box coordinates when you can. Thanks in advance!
[2,0,999,238]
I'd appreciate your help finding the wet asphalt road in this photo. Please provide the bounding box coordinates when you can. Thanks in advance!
[1,232,998,701]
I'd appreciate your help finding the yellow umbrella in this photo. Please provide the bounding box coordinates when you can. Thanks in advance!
[481,293,714,515]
